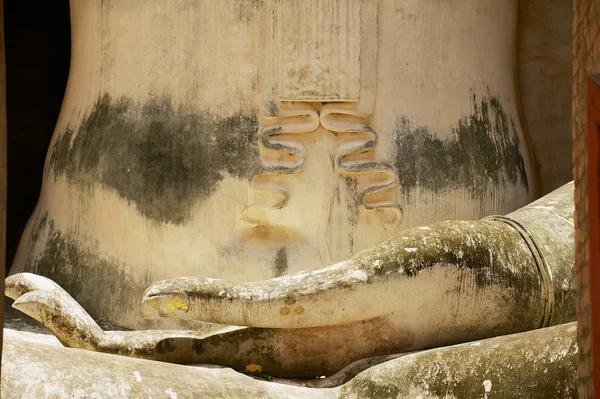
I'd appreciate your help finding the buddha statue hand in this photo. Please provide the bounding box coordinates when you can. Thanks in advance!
[5,182,576,378]
[6,272,105,349]
[5,272,210,363]
[142,182,575,334]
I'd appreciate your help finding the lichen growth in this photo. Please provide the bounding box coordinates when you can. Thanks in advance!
[165,296,189,313]
[245,364,263,373]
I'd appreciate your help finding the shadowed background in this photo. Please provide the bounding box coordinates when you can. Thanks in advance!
[4,0,70,271]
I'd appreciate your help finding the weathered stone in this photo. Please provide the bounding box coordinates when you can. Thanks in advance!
[10,0,537,331]
[2,307,577,399]
[1,1,576,396]
[393,96,529,195]
[5,182,576,378]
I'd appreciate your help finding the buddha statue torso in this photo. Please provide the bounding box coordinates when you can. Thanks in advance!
[11,0,536,329]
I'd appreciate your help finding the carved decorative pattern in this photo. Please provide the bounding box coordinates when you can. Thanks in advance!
[320,107,402,228]
[244,104,402,229]
[244,107,319,220]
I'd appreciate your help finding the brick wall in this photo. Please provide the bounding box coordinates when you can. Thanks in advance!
[573,0,600,397]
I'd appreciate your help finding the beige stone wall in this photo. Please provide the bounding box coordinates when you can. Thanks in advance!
[518,0,573,195]
[573,0,600,397]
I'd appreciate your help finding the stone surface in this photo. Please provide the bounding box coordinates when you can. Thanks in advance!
[518,0,573,195]
[10,0,537,331]
[2,306,578,399]
[5,182,576,378]
[0,1,577,396]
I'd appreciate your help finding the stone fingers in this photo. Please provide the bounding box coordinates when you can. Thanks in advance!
[140,216,553,333]
[141,263,378,328]
[7,272,105,350]
[5,272,67,299]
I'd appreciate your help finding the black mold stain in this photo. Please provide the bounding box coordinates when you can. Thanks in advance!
[234,0,264,22]
[344,177,359,226]
[23,211,137,325]
[264,100,280,117]
[154,338,176,354]
[393,95,529,195]
[345,176,359,252]
[28,209,49,246]
[20,210,232,331]
[273,247,288,277]
[49,94,260,224]
[192,339,204,355]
